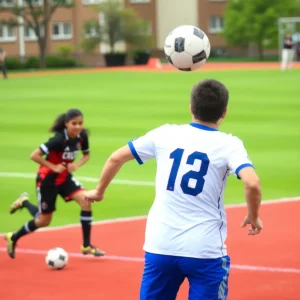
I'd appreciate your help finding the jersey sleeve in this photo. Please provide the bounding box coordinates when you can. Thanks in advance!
[227,137,254,179]
[81,131,90,154]
[39,133,63,155]
[128,126,166,165]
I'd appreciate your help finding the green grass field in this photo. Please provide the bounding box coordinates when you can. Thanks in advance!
[0,68,299,232]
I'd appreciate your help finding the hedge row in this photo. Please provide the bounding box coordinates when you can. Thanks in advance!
[5,55,80,70]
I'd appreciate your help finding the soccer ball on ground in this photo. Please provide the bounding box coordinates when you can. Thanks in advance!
[46,247,69,270]
[164,25,210,71]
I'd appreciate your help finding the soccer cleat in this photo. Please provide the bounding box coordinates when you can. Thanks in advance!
[81,245,105,257]
[5,232,16,259]
[9,192,29,214]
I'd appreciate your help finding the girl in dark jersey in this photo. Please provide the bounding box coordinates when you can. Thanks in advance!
[5,109,105,258]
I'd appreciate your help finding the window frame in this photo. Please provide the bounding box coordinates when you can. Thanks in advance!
[209,16,224,34]
[0,0,15,7]
[129,0,150,3]
[51,22,72,40]
[82,0,102,5]
[0,24,17,42]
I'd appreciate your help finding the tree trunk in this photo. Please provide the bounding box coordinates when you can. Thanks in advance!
[257,42,264,60]
[38,38,47,68]
[38,0,50,68]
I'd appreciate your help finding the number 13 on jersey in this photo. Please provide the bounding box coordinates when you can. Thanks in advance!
[166,148,210,196]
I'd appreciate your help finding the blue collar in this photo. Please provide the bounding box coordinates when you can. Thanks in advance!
[189,123,218,131]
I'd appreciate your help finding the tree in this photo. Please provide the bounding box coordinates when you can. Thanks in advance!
[82,0,152,63]
[223,0,300,59]
[0,0,73,68]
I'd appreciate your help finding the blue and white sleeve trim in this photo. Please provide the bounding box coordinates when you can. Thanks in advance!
[128,141,143,165]
[235,163,254,179]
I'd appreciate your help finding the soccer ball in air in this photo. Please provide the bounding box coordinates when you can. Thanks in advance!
[164,25,210,71]
[46,247,69,270]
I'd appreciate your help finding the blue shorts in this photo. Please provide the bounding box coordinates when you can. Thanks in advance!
[140,252,230,300]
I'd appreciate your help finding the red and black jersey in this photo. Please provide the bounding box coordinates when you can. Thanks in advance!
[38,129,89,185]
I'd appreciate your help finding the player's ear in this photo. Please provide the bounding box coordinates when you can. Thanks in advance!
[221,108,227,119]
[189,104,192,115]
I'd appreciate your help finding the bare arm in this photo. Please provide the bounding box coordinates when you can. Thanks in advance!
[84,145,134,201]
[239,167,261,220]
[0,51,6,61]
[30,148,65,173]
[67,153,90,173]
[96,145,134,195]
[76,153,90,168]
[238,167,263,234]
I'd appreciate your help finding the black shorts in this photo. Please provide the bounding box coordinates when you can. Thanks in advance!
[36,173,84,214]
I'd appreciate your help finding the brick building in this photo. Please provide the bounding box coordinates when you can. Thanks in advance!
[0,0,229,64]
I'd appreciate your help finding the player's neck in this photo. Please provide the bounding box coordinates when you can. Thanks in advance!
[191,119,219,130]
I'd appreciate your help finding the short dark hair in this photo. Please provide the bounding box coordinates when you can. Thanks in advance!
[190,79,229,123]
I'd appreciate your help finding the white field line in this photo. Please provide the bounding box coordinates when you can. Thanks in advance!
[0,247,300,274]
[0,172,299,236]
[0,172,155,186]
[0,195,299,236]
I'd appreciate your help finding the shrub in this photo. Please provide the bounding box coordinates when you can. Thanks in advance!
[46,55,77,68]
[24,56,40,69]
[5,57,24,70]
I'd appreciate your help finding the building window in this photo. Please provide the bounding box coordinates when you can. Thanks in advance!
[24,25,44,41]
[0,24,17,42]
[0,0,14,6]
[24,0,43,5]
[51,0,72,3]
[24,26,36,41]
[130,0,150,3]
[52,22,72,40]
[209,16,223,33]
[84,26,98,38]
[82,0,102,4]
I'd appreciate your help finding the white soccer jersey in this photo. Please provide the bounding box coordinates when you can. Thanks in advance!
[128,123,253,259]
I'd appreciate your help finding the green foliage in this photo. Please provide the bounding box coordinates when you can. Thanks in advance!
[0,0,74,68]
[81,0,152,54]
[24,56,40,69]
[56,45,74,58]
[46,55,77,68]
[5,55,78,70]
[223,0,300,57]
[4,57,24,70]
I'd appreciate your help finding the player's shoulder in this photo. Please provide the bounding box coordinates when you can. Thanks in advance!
[79,129,89,139]
[146,124,173,135]
[49,131,65,141]
[147,123,187,137]
[154,123,188,131]
[50,131,65,142]
[220,132,245,150]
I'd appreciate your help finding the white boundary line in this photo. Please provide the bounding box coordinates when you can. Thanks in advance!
[0,172,155,186]
[0,247,300,274]
[0,197,299,236]
[0,172,299,235]
[0,172,299,274]
[0,196,299,237]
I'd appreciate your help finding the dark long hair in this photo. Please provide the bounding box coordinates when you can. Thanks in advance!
[49,109,85,133]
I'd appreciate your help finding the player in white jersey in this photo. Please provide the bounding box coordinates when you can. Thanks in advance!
[84,79,263,300]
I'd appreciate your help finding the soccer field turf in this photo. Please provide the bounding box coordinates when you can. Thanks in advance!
[0,68,299,232]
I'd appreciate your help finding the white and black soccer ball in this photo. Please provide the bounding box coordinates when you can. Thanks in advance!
[46,247,69,270]
[164,25,210,71]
